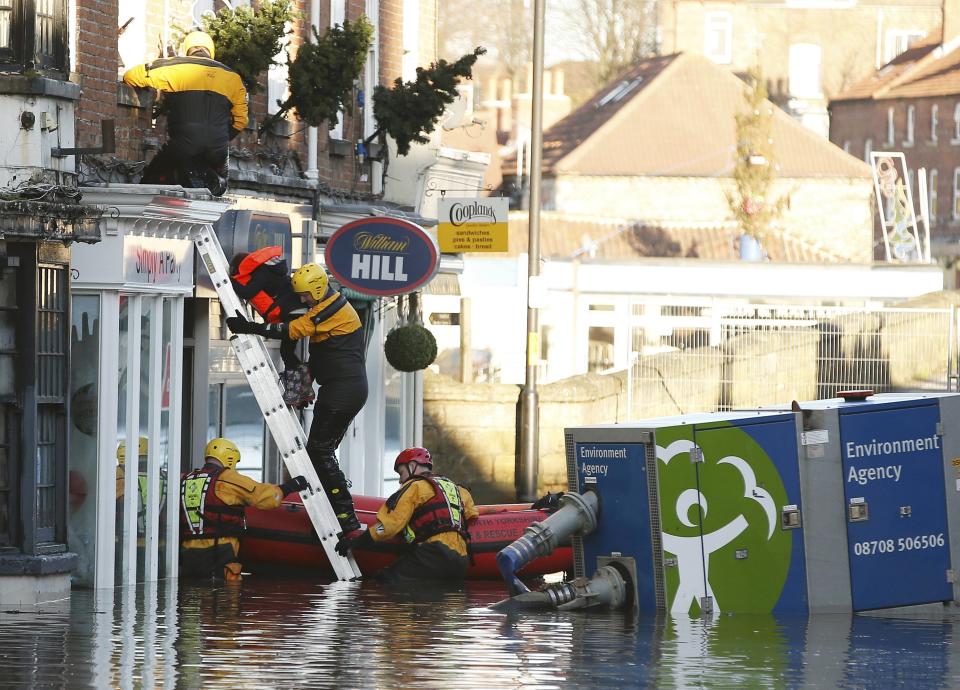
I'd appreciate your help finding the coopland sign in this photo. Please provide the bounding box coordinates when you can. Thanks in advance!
[324,216,440,297]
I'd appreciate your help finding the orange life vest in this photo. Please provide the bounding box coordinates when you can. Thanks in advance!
[230,246,300,324]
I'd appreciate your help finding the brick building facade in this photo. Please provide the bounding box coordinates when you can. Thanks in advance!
[829,7,960,262]
[74,0,422,199]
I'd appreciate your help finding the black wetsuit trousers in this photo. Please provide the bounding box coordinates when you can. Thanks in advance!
[375,542,469,583]
[306,373,368,527]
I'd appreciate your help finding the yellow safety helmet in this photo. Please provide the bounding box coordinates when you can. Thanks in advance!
[204,437,241,470]
[182,30,215,59]
[291,263,329,300]
[116,436,149,465]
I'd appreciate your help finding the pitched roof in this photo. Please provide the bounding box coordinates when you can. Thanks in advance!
[832,29,960,101]
[832,30,943,101]
[494,212,847,264]
[506,52,869,180]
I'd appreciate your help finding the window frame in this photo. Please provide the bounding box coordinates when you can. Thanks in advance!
[904,104,915,146]
[0,0,69,75]
[931,104,939,143]
[952,167,960,221]
[929,168,938,227]
[886,107,895,146]
[884,29,925,63]
[704,12,733,65]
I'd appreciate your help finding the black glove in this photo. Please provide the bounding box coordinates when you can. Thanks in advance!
[531,491,565,512]
[225,311,266,336]
[278,475,308,496]
[335,528,373,557]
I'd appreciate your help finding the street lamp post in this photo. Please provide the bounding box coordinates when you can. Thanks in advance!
[519,0,546,502]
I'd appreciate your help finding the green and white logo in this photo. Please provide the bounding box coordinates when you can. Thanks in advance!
[657,425,792,616]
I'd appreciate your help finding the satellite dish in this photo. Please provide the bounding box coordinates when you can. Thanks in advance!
[441,85,473,130]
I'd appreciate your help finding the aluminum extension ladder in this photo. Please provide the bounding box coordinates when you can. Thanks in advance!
[139,196,362,581]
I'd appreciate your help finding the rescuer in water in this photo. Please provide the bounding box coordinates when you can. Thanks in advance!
[228,247,313,407]
[122,30,248,196]
[225,263,366,534]
[335,447,479,581]
[180,437,308,581]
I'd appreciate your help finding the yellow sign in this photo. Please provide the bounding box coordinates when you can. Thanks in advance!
[952,457,960,468]
[437,197,509,253]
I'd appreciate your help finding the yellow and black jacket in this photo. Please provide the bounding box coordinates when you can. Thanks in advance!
[370,474,479,558]
[287,286,365,382]
[179,464,284,557]
[123,56,248,153]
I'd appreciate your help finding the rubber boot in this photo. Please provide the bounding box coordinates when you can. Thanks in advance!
[310,449,361,533]
[329,483,361,533]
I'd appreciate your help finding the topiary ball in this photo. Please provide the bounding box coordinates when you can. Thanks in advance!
[384,323,438,372]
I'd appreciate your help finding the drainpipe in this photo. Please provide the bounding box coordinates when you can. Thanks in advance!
[306,0,320,180]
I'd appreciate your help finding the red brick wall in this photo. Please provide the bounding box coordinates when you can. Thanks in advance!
[74,0,121,152]
[830,95,960,251]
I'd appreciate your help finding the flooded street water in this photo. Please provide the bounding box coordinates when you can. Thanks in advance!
[3,578,960,689]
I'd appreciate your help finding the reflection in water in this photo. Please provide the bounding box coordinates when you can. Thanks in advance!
[1,580,959,688]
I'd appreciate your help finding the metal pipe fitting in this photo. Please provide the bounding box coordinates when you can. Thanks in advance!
[497,490,600,595]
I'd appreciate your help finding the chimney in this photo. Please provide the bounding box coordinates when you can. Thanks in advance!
[944,0,960,48]
[553,68,565,96]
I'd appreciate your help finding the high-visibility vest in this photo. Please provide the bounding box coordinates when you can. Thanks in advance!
[179,464,245,541]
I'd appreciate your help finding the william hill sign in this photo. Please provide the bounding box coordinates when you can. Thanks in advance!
[325,216,439,297]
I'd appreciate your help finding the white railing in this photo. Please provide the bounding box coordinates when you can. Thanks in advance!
[625,300,956,420]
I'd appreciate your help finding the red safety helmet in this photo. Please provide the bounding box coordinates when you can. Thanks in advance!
[394,447,432,473]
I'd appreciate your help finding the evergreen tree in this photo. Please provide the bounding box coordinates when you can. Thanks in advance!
[372,47,486,155]
[277,17,375,129]
[200,0,296,93]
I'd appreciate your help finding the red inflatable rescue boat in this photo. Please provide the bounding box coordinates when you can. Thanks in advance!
[241,493,573,579]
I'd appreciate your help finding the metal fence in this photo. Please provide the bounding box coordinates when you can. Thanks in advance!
[625,300,956,421]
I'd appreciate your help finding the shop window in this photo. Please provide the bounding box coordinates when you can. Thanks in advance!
[115,295,128,582]
[931,104,939,143]
[0,406,11,548]
[704,12,732,64]
[382,303,402,493]
[67,294,100,584]
[0,259,12,547]
[903,104,915,146]
[0,0,69,74]
[223,383,265,482]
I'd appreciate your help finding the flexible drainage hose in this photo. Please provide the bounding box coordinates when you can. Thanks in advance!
[497,490,600,595]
